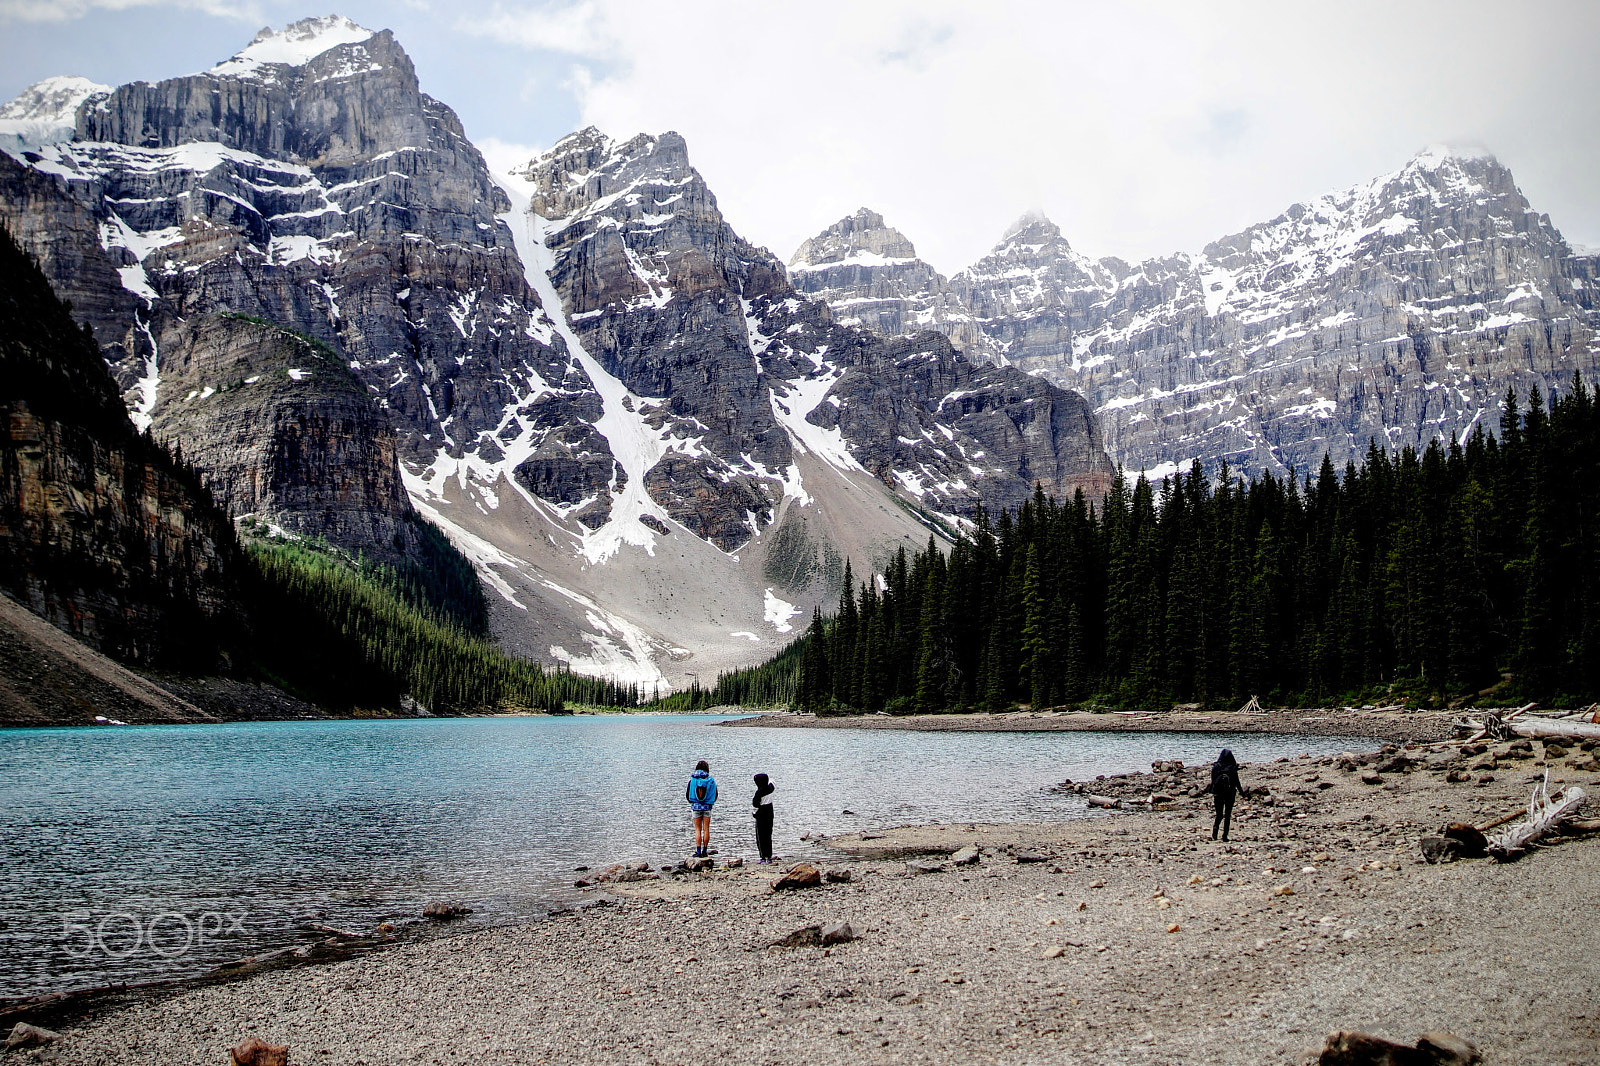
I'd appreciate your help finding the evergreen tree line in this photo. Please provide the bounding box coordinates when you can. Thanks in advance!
[793,378,1600,713]
[246,540,570,713]
[645,637,805,711]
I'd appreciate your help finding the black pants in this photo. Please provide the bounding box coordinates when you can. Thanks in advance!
[754,805,774,860]
[1212,794,1235,840]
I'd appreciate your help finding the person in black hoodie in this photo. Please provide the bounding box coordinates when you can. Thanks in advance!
[751,773,776,863]
[1203,749,1247,841]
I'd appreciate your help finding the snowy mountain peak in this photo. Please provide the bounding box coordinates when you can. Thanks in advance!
[515,127,704,229]
[1408,142,1497,170]
[1001,210,1060,242]
[0,75,112,159]
[208,15,376,78]
[789,207,920,269]
[0,75,112,123]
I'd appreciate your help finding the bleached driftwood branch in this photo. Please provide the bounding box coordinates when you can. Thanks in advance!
[1487,772,1586,861]
[1455,703,1600,742]
[1508,717,1600,742]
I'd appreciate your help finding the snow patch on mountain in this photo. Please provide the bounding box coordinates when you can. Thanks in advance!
[0,75,111,159]
[764,588,799,633]
[207,15,375,79]
[541,577,670,692]
[494,170,679,565]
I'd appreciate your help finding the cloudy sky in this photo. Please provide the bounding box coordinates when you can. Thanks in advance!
[3,0,1596,273]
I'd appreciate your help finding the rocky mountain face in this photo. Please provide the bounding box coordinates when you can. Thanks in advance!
[788,208,979,352]
[1,16,1112,691]
[0,226,245,672]
[0,16,572,569]
[508,131,1112,539]
[804,150,1600,480]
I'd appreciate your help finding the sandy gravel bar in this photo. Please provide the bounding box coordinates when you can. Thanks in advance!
[722,708,1457,745]
[26,736,1600,1065]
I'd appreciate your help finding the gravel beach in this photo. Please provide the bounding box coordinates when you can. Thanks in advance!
[16,732,1600,1065]
[723,707,1457,745]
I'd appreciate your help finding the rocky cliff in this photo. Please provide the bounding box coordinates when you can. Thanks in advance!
[788,208,979,352]
[0,16,574,571]
[802,150,1600,480]
[510,129,1114,531]
[0,225,245,672]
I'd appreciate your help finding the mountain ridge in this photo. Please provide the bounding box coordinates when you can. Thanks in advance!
[797,145,1600,480]
[0,17,1114,691]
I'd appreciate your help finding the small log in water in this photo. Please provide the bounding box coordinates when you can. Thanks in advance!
[1487,773,1587,862]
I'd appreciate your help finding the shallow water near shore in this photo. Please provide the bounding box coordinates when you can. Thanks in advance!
[0,714,1369,997]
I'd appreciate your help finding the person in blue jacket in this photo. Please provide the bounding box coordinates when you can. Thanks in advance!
[686,760,718,857]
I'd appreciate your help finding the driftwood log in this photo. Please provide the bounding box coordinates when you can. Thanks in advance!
[1508,717,1600,742]
[1487,774,1587,861]
[1455,703,1600,742]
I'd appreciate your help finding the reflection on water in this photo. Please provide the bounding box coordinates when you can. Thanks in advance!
[0,715,1368,996]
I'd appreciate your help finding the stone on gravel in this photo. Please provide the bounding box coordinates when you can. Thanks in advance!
[825,868,853,883]
[820,920,855,945]
[1015,853,1048,864]
[1361,773,1384,785]
[1316,1028,1480,1065]
[772,863,823,890]
[230,1036,289,1066]
[1416,1032,1483,1064]
[1441,823,1488,857]
[594,861,658,883]
[905,861,946,875]
[5,1023,62,1050]
[422,901,473,919]
[770,925,822,948]
[683,857,715,872]
[949,844,980,866]
[1419,837,1461,864]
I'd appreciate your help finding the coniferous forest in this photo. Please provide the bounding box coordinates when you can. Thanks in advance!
[782,381,1599,714]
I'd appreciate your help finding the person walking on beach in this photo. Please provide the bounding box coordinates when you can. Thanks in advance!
[1203,748,1247,842]
[751,772,776,863]
[686,760,718,857]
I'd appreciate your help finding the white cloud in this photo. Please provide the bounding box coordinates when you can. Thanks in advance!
[464,0,1600,274]
[477,135,542,175]
[0,0,262,21]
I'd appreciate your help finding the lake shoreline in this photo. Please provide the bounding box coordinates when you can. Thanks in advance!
[26,735,1600,1065]
[722,706,1455,745]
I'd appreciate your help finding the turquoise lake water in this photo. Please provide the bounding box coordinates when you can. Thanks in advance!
[0,715,1369,996]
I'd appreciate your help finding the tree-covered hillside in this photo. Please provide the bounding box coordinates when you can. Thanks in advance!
[791,385,1599,713]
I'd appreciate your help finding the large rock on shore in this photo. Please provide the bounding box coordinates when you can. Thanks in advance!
[771,862,823,891]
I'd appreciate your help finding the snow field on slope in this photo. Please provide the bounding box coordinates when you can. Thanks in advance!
[492,172,677,566]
